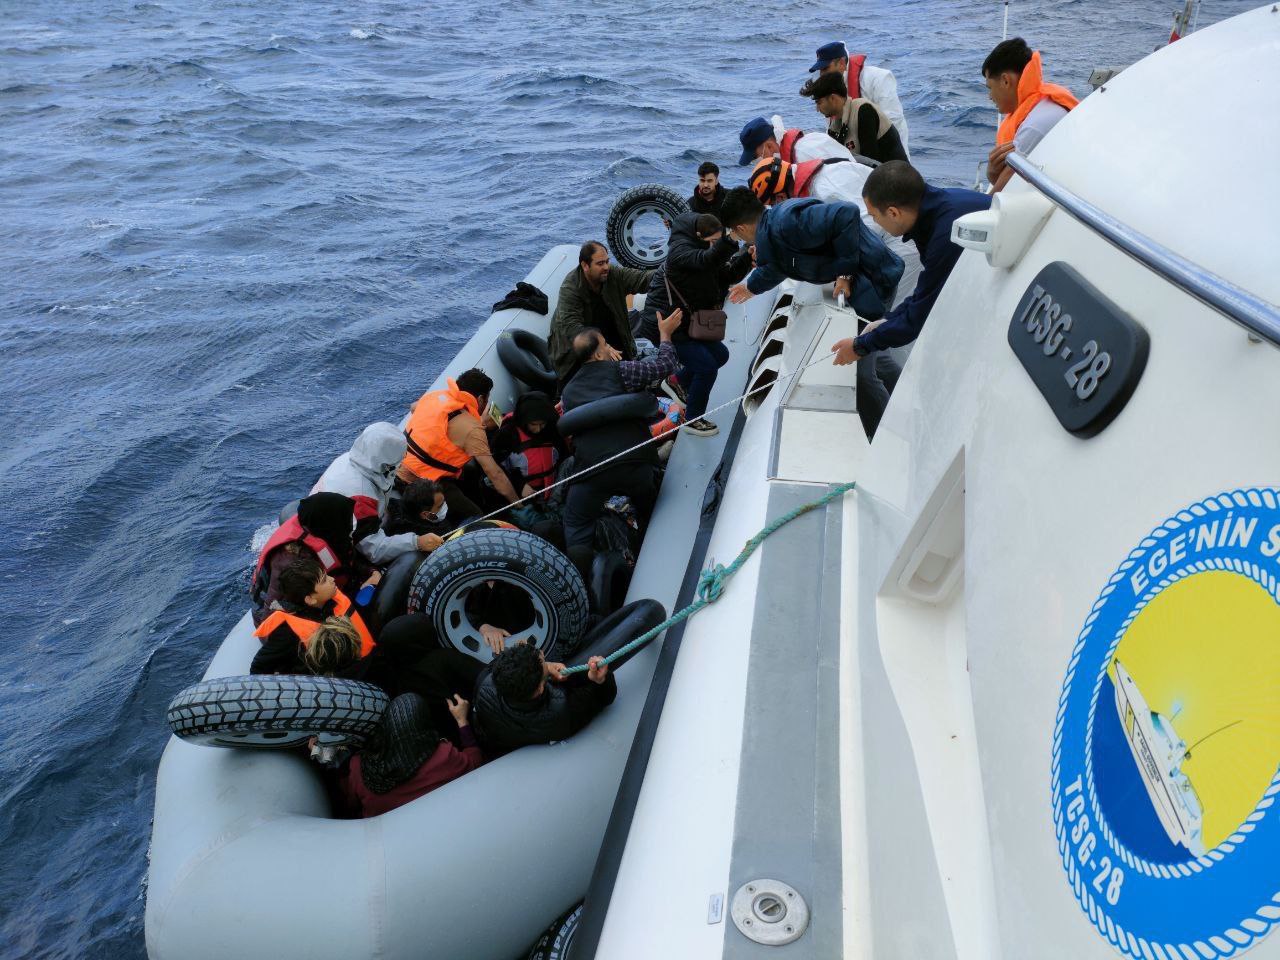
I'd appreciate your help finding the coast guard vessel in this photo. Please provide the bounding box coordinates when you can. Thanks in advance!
[146,6,1280,959]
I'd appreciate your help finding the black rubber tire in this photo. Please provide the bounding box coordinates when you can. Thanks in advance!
[566,598,667,672]
[373,549,427,628]
[589,549,633,616]
[527,904,582,960]
[443,518,518,543]
[497,328,558,394]
[605,184,688,270]
[167,675,389,749]
[558,392,658,437]
[406,528,589,659]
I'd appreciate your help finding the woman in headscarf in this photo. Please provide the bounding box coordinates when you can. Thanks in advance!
[340,692,485,817]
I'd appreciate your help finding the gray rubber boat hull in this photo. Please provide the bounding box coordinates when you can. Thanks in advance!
[145,245,780,960]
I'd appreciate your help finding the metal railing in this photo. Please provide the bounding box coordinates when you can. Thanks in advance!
[1007,152,1280,348]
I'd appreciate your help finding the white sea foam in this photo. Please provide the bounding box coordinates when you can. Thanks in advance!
[349,28,372,39]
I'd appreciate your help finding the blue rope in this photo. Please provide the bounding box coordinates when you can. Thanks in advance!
[560,480,856,676]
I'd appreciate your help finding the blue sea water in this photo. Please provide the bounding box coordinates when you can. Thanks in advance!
[0,1,1259,956]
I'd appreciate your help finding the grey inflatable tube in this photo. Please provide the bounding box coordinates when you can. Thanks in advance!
[145,604,671,960]
[557,393,658,437]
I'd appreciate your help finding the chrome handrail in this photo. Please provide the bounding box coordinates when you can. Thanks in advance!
[1007,152,1280,348]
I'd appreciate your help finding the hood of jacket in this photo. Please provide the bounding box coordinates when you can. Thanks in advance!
[349,421,407,493]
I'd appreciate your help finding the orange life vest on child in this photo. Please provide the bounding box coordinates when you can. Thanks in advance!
[251,515,344,607]
[401,379,482,481]
[253,588,375,657]
[996,50,1079,146]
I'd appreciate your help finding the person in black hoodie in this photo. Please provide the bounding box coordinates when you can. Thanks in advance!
[642,212,752,436]
[688,161,726,215]
[471,641,614,755]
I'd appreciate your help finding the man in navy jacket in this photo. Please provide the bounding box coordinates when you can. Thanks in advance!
[722,187,905,437]
[832,161,991,365]
[723,189,903,318]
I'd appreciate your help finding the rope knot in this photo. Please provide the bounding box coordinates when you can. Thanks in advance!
[697,563,728,603]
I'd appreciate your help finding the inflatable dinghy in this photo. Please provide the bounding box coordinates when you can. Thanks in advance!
[144,245,785,959]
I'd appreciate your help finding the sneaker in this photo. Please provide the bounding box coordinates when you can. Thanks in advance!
[682,418,719,437]
[661,376,688,404]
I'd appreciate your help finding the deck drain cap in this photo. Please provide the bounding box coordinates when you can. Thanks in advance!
[730,879,808,946]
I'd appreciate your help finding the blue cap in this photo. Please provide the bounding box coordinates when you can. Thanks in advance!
[809,40,847,73]
[738,116,774,166]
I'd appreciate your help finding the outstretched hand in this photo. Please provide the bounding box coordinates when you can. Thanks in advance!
[656,308,683,338]
[479,623,510,654]
[830,337,861,366]
[728,283,753,305]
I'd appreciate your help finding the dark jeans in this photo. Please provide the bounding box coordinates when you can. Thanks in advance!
[674,339,730,421]
[562,462,658,577]
[856,350,902,440]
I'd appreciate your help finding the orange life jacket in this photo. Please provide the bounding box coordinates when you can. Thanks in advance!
[845,52,866,98]
[792,157,848,198]
[996,50,1079,146]
[251,515,344,607]
[400,379,482,481]
[253,588,375,657]
[778,128,804,164]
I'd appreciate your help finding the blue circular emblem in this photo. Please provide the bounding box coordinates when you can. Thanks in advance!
[1053,488,1280,958]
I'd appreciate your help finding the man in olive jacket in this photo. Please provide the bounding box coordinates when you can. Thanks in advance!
[549,241,653,384]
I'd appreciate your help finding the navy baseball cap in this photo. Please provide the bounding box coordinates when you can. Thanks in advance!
[809,40,848,72]
[738,116,774,166]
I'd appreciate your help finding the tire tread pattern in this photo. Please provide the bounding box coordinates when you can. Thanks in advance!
[604,184,689,270]
[407,529,589,654]
[166,675,389,748]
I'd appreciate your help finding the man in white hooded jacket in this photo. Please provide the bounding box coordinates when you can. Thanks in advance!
[312,421,443,565]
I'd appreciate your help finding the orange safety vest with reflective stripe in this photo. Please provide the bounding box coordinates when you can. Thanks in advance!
[253,588,375,657]
[845,52,867,98]
[400,379,482,481]
[996,50,1079,146]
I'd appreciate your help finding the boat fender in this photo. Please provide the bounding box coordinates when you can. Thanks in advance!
[558,393,659,437]
[373,549,428,628]
[497,329,558,394]
[604,184,690,270]
[406,528,589,659]
[166,674,389,749]
[567,598,667,672]
[588,550,633,616]
[278,499,300,524]
[526,903,582,960]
